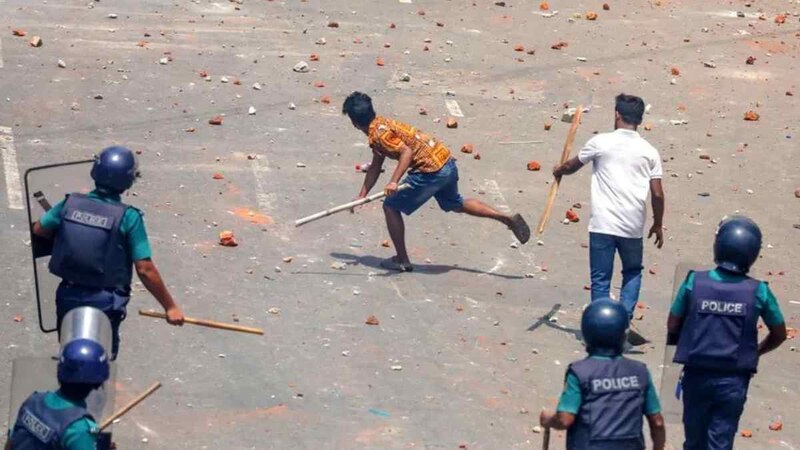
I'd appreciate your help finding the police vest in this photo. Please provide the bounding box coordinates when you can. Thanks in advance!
[48,193,133,290]
[566,357,648,450]
[9,392,94,450]
[674,270,760,373]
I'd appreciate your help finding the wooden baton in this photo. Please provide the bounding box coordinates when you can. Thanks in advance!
[138,310,264,336]
[99,382,161,431]
[295,183,411,227]
[536,105,583,236]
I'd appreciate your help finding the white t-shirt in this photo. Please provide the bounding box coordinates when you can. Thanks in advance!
[578,129,663,239]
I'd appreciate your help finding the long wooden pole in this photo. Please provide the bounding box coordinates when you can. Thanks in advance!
[138,310,264,336]
[99,382,161,430]
[536,106,583,235]
[295,183,411,227]
[542,427,551,450]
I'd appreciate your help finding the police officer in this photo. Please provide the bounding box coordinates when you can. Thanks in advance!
[668,216,787,450]
[33,146,184,359]
[540,299,666,450]
[6,339,109,450]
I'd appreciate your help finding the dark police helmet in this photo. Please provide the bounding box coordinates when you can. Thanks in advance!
[58,339,110,385]
[581,299,630,357]
[714,215,762,274]
[91,146,139,193]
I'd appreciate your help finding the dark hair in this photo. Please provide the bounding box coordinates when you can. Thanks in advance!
[342,91,376,127]
[615,93,645,125]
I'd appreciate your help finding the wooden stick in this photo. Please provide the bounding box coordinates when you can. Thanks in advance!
[138,310,264,336]
[295,183,411,227]
[542,427,551,450]
[99,382,161,430]
[536,105,583,235]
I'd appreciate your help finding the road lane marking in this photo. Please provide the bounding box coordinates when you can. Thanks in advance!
[445,99,464,117]
[0,126,23,209]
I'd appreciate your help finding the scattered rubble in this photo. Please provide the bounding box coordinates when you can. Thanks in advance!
[29,36,43,47]
[460,144,474,154]
[365,315,380,325]
[743,111,760,121]
[209,116,224,125]
[527,161,541,171]
[219,231,238,247]
[446,117,458,128]
[293,61,310,73]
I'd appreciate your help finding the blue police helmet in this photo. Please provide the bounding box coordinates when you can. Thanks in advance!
[581,299,629,357]
[714,215,762,274]
[90,146,139,193]
[57,339,110,385]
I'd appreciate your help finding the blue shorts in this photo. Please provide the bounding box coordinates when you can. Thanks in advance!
[384,158,464,215]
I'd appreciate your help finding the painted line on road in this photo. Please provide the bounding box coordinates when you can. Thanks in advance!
[0,126,23,210]
[250,155,275,212]
[483,179,509,212]
[0,38,4,68]
[399,0,412,3]
[445,99,464,117]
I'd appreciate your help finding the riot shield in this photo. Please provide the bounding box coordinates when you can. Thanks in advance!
[24,160,94,333]
[659,261,704,426]
[8,357,117,445]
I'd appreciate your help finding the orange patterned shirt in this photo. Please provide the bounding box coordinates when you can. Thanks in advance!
[367,116,451,173]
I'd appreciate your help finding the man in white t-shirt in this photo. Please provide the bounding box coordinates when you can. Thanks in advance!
[553,94,665,319]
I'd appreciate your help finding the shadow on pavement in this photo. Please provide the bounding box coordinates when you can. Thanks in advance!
[328,253,526,280]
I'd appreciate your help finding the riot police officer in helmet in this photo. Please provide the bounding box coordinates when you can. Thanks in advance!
[33,146,184,359]
[541,299,666,450]
[6,339,109,450]
[668,216,787,450]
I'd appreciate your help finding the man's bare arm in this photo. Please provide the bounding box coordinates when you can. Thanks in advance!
[553,156,584,178]
[759,323,787,355]
[358,151,386,198]
[648,179,665,248]
[539,410,576,430]
[647,413,666,450]
[134,259,184,325]
[32,221,54,239]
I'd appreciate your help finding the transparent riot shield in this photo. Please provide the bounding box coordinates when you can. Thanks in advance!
[24,160,94,332]
[659,261,704,425]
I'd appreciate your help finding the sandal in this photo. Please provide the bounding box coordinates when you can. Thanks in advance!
[509,213,531,244]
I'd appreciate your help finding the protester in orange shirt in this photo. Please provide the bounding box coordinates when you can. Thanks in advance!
[343,92,531,272]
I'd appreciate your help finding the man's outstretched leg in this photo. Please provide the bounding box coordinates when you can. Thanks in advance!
[454,199,530,244]
[382,204,413,271]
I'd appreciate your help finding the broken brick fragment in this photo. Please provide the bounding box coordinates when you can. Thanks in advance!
[671,67,680,76]
[29,36,43,47]
[219,231,238,247]
[212,173,224,180]
[566,209,580,223]
[743,111,760,121]
[527,161,542,171]
[603,3,610,10]
[12,29,27,37]
[436,21,445,27]
[539,1,549,10]
[644,123,653,131]
[199,70,208,78]
[417,9,426,15]
[327,21,339,28]
[209,115,224,125]
[309,53,320,61]
[389,23,396,29]
[775,14,786,24]
[365,315,380,325]
[320,95,332,104]
[375,57,385,66]
[586,11,598,20]
[551,41,568,50]
[460,144,474,154]
[769,422,783,431]
[381,240,391,248]
[418,107,428,115]
[544,122,552,131]
[746,56,756,65]
[313,81,325,88]
[740,430,753,438]
[526,49,536,55]
[514,44,525,52]
[446,117,458,128]
[474,152,481,160]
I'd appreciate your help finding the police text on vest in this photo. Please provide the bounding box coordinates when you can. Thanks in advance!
[699,299,746,316]
[591,376,640,393]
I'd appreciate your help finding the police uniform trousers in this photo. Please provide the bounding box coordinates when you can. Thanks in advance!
[681,368,750,450]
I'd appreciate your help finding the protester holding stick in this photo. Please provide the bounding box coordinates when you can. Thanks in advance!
[342,92,531,272]
[553,94,665,321]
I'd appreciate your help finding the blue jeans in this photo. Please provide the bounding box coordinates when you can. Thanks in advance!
[681,369,750,450]
[589,232,643,316]
[383,158,464,215]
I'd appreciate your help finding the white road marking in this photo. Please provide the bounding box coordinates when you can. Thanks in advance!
[0,126,22,210]
[445,99,464,117]
[483,179,509,212]
[0,38,4,68]
[250,155,275,212]
[399,0,412,3]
